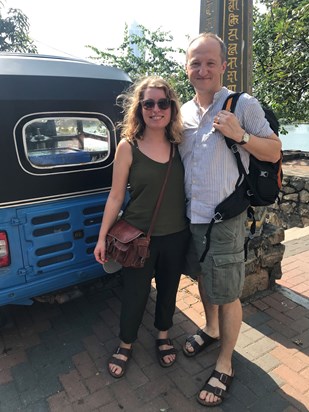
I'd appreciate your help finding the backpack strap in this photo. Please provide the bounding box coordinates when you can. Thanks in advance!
[222,93,251,187]
[223,92,243,112]
[223,93,262,201]
[223,93,256,261]
[244,206,256,261]
[199,218,216,263]
[199,93,255,264]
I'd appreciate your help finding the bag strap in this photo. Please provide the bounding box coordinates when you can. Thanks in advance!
[200,93,250,263]
[222,93,256,261]
[223,92,243,112]
[244,206,256,261]
[223,93,258,196]
[146,143,174,239]
[199,218,215,262]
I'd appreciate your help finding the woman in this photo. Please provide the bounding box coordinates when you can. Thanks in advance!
[94,76,189,378]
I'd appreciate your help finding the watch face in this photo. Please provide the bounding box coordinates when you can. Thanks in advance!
[243,132,250,143]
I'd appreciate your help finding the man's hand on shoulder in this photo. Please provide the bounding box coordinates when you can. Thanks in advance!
[213,110,282,162]
[212,110,244,143]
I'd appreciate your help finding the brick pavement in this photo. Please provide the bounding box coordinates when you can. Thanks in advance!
[0,230,308,411]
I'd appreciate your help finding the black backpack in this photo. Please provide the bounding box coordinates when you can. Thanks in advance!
[200,92,283,262]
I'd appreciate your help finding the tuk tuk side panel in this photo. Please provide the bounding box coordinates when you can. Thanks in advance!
[17,193,107,279]
[0,192,108,306]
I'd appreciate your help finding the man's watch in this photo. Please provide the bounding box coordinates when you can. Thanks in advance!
[239,131,250,145]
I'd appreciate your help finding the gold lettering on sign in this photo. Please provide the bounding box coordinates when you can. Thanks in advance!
[225,0,241,90]
[228,28,239,41]
[228,13,239,26]
[228,44,238,56]
[200,0,252,92]
[227,71,238,83]
[227,57,238,70]
[228,0,239,12]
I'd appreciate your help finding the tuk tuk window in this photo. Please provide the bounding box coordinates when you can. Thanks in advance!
[25,117,110,168]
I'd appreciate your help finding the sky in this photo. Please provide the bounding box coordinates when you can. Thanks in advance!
[3,0,201,63]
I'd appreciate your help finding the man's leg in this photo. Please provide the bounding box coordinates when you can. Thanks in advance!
[194,212,246,403]
[198,298,242,404]
[185,211,245,356]
[184,277,219,354]
[199,276,220,337]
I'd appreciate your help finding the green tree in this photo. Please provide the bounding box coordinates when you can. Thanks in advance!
[253,0,308,123]
[0,1,37,53]
[89,2,307,124]
[87,24,193,104]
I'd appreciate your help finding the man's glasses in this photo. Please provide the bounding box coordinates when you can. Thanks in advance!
[140,98,171,110]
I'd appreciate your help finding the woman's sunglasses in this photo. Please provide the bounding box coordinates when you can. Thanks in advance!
[140,98,171,110]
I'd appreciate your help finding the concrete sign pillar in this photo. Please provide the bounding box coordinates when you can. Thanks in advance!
[199,0,253,93]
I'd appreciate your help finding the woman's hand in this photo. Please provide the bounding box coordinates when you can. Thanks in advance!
[94,238,108,264]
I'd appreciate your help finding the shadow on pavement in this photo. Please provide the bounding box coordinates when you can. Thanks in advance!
[0,276,307,411]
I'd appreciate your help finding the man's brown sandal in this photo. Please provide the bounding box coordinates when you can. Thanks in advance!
[183,328,219,357]
[108,346,132,378]
[156,338,177,368]
[197,369,234,407]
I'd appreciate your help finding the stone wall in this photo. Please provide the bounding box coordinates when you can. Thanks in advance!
[268,175,309,229]
[241,222,285,301]
[241,150,309,300]
[267,151,309,229]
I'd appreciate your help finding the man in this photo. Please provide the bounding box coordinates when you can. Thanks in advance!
[179,33,282,407]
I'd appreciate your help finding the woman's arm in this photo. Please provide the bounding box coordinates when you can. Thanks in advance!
[94,139,132,263]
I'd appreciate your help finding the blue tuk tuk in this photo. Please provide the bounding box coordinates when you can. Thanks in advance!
[0,53,131,306]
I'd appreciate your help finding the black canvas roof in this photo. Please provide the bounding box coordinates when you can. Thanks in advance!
[0,53,130,81]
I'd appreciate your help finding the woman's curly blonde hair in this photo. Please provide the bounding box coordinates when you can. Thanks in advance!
[117,76,183,144]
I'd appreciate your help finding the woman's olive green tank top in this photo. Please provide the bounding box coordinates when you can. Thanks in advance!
[122,142,188,236]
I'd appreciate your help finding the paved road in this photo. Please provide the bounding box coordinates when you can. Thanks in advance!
[0,229,308,411]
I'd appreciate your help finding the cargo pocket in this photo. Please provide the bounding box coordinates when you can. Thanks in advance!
[211,212,246,254]
[212,251,245,302]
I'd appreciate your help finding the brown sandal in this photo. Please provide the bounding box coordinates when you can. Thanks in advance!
[108,346,132,378]
[197,369,234,407]
[156,338,177,368]
[183,328,219,357]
